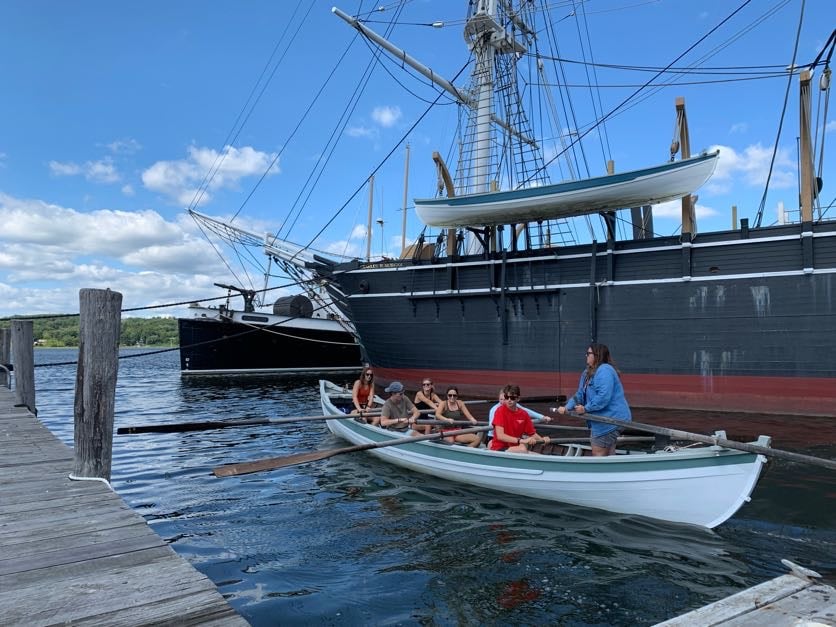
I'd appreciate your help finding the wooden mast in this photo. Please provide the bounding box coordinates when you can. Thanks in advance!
[799,70,815,223]
[676,97,697,236]
[432,151,457,255]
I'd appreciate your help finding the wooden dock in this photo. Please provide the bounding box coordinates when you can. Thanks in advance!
[657,560,835,626]
[0,388,249,626]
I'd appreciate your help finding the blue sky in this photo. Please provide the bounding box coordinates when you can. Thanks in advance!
[1,0,833,319]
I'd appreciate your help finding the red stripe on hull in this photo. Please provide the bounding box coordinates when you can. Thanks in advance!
[373,368,836,418]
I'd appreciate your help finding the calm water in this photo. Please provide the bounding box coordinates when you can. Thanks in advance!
[32,348,835,626]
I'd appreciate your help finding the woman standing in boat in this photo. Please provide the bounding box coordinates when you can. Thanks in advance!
[557,343,632,456]
[434,386,481,446]
[352,367,377,419]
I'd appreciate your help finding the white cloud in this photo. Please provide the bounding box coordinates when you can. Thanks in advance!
[105,138,142,154]
[346,125,375,139]
[826,120,836,133]
[0,192,238,317]
[122,184,135,196]
[49,157,121,183]
[651,199,720,221]
[141,145,279,206]
[729,122,748,134]
[371,105,401,128]
[705,143,795,194]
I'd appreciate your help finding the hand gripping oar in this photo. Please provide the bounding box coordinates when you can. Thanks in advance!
[213,425,492,477]
[576,412,836,471]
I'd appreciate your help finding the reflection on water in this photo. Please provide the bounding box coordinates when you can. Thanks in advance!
[32,349,835,626]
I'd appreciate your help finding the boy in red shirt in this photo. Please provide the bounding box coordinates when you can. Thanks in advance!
[489,384,550,452]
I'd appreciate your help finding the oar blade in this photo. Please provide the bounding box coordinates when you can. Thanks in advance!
[214,448,344,476]
[117,420,255,435]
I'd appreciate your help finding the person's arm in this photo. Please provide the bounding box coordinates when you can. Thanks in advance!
[460,403,477,423]
[408,398,420,420]
[379,403,396,427]
[559,374,585,414]
[351,380,362,411]
[493,424,522,446]
[584,367,616,413]
[434,401,447,420]
[518,403,545,421]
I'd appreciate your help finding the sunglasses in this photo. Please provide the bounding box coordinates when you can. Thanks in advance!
[586,351,594,356]
[505,395,518,401]
[365,372,374,377]
[447,393,458,398]
[422,382,433,387]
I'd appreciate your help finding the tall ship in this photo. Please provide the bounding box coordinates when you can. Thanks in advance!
[304,3,835,417]
[192,2,835,415]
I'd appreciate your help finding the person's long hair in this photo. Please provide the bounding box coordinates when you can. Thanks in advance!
[584,343,619,385]
[358,366,374,387]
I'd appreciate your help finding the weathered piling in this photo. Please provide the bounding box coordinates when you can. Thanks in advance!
[0,327,10,388]
[72,288,122,482]
[11,320,35,413]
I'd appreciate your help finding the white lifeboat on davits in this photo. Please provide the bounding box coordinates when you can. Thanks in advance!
[414,150,719,228]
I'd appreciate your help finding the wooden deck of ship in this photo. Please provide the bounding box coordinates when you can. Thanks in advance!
[0,387,248,626]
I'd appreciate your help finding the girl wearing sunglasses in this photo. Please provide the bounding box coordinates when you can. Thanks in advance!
[351,367,377,418]
[434,386,481,447]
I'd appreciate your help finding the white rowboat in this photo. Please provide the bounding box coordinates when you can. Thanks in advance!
[320,380,768,528]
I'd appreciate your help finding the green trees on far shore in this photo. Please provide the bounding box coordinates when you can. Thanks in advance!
[1,316,179,348]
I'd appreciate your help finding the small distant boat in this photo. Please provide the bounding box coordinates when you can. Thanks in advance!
[179,211,363,376]
[178,299,361,375]
[320,379,769,528]
[415,151,719,227]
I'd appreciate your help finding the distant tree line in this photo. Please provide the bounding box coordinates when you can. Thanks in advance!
[0,316,179,347]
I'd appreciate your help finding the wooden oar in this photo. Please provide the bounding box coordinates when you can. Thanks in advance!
[213,425,492,477]
[119,401,494,435]
[576,412,836,471]
[117,411,381,435]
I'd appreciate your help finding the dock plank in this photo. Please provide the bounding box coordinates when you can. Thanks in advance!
[0,389,247,625]
[657,571,836,626]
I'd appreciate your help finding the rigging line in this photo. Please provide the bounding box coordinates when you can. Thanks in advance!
[293,60,471,261]
[532,73,793,88]
[278,47,386,241]
[534,56,811,74]
[190,1,313,215]
[526,0,758,187]
[227,2,321,223]
[193,217,249,289]
[543,2,591,180]
[280,2,410,239]
[573,0,611,164]
[364,35,459,106]
[613,0,792,120]
[754,0,806,228]
[0,278,316,323]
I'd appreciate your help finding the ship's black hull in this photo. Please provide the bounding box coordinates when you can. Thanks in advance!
[318,220,836,416]
[178,314,362,374]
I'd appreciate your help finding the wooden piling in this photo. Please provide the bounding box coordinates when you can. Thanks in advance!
[72,288,122,482]
[0,327,10,388]
[11,320,35,413]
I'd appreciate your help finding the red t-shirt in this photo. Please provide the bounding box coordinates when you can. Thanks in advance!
[489,405,535,450]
